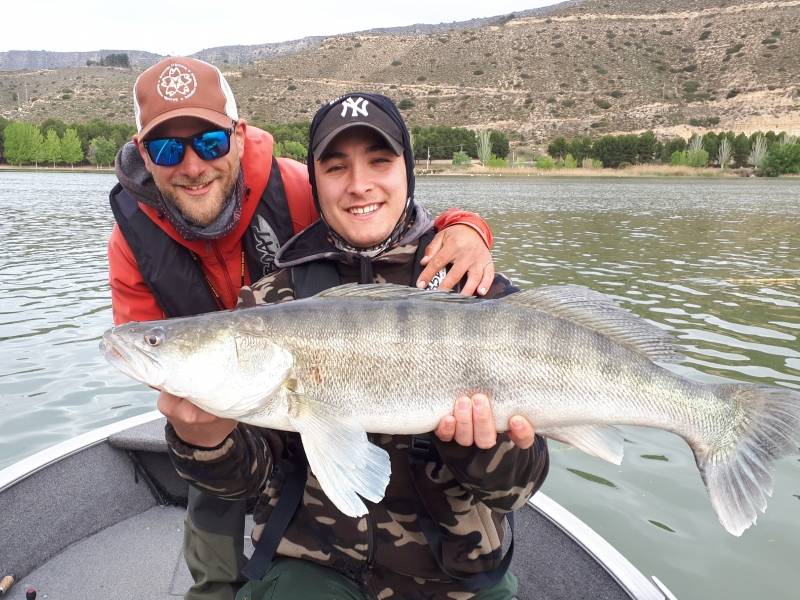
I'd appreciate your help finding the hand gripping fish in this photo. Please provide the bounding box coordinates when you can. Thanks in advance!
[101,284,800,536]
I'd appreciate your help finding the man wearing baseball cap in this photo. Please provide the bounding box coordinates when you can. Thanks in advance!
[107,58,498,600]
[161,92,548,600]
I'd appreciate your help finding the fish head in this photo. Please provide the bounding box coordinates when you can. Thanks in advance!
[101,316,294,417]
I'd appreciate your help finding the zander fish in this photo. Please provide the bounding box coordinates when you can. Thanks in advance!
[100,283,800,535]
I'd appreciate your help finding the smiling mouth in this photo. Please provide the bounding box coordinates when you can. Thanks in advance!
[179,182,213,194]
[349,203,380,215]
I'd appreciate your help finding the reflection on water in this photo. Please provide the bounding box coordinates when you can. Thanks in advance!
[1,173,798,599]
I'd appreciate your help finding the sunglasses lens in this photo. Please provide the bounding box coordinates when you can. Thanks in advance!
[192,130,231,161]
[146,138,184,167]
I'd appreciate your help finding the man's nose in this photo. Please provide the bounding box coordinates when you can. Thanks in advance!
[345,164,372,196]
[178,146,208,178]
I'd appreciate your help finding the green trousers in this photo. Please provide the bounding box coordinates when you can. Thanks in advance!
[235,557,519,600]
[183,486,248,600]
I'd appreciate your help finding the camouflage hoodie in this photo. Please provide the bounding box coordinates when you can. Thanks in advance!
[166,239,549,600]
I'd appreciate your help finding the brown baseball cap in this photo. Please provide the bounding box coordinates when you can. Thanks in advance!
[133,56,238,140]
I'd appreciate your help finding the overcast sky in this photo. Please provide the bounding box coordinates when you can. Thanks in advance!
[4,1,563,56]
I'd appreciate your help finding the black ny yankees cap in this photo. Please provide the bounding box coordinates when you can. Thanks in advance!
[310,92,405,158]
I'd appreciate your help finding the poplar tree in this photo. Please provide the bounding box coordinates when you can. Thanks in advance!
[88,137,116,167]
[42,129,62,167]
[3,122,40,165]
[32,127,45,167]
[61,128,84,167]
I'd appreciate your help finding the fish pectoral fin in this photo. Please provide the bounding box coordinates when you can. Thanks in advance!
[288,394,390,518]
[540,425,625,465]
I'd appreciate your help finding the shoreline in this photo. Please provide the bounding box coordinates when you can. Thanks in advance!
[0,164,115,174]
[1,164,796,179]
[414,164,750,178]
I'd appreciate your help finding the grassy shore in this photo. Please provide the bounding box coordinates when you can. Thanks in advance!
[416,163,748,178]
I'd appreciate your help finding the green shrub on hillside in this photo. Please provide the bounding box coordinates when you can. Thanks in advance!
[763,143,800,176]
[535,156,555,170]
[452,150,472,166]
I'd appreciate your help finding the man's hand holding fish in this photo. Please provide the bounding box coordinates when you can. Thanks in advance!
[435,393,537,449]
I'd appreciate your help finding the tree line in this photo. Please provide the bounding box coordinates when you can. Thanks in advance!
[0,118,135,167]
[4,116,794,176]
[545,130,800,175]
[86,54,131,68]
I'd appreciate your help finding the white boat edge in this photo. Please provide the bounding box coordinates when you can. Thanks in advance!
[529,493,677,599]
[0,410,164,493]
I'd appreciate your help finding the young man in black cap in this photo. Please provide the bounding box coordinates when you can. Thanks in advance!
[161,93,549,600]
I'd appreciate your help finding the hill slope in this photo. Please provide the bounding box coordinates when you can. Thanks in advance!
[1,0,798,146]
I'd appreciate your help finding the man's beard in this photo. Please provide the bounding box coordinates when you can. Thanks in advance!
[157,166,245,241]
[164,168,237,227]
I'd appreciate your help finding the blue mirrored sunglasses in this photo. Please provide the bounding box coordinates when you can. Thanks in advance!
[143,128,233,167]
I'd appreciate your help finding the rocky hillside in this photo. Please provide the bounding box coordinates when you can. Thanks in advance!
[1,0,798,148]
[0,50,162,71]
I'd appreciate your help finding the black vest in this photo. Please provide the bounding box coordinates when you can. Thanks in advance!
[109,157,295,318]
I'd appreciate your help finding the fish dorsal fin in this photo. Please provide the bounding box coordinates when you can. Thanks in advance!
[503,285,683,363]
[313,283,479,304]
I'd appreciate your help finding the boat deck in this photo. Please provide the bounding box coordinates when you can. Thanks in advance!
[1,414,661,599]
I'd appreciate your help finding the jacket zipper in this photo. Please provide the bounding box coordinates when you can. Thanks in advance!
[211,242,237,306]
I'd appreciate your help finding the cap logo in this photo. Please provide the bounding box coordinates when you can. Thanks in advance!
[157,64,197,102]
[340,97,369,118]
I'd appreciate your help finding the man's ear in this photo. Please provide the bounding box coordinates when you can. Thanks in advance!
[234,120,247,159]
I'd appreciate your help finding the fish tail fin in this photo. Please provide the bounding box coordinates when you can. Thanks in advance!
[693,384,800,536]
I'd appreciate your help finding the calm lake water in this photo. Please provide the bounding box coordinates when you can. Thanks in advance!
[1,171,798,599]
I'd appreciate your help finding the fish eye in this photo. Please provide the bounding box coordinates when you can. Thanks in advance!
[143,329,164,347]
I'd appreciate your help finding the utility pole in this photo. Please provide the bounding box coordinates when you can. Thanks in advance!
[427,146,431,170]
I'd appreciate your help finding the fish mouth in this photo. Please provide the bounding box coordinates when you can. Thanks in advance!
[100,330,165,388]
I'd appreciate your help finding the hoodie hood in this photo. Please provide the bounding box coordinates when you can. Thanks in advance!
[115,141,162,207]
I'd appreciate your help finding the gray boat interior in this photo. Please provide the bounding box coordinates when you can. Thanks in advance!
[0,414,670,599]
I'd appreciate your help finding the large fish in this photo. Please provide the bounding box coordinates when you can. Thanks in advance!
[101,283,800,535]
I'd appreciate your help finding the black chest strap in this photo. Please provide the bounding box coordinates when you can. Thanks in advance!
[241,441,308,581]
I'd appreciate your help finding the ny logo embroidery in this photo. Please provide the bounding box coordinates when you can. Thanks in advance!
[340,97,369,118]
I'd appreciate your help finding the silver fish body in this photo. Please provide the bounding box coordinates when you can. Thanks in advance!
[101,284,800,535]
